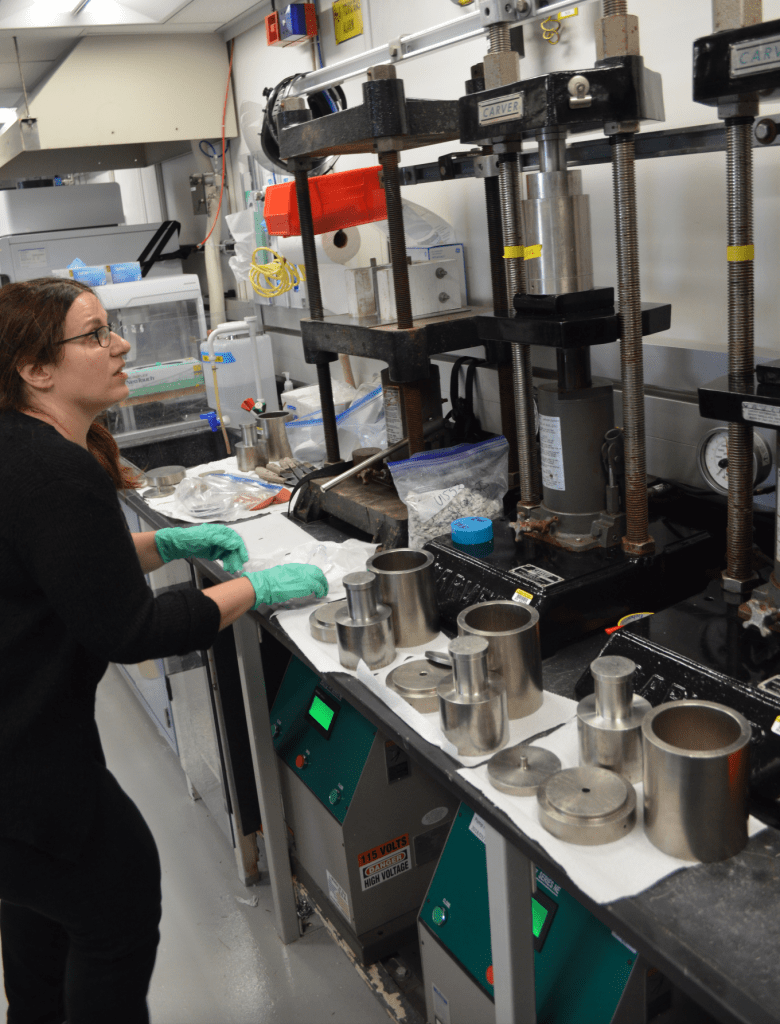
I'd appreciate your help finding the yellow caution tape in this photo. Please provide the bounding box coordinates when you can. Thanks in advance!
[503,245,524,259]
[727,244,754,262]
[524,244,543,260]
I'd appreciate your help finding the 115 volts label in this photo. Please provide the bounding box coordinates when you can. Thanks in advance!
[357,833,411,891]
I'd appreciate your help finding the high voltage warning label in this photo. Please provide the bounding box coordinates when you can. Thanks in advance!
[357,833,411,891]
[333,0,363,44]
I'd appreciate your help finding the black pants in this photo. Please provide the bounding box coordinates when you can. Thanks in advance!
[0,769,161,1024]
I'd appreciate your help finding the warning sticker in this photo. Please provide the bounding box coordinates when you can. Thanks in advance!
[512,588,534,606]
[469,813,487,845]
[772,716,780,737]
[511,564,565,588]
[539,414,565,491]
[327,870,350,921]
[357,833,411,891]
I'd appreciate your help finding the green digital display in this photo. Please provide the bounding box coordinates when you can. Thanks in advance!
[532,897,549,938]
[309,694,336,733]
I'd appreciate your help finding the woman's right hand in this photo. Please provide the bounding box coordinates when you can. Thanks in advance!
[244,564,328,609]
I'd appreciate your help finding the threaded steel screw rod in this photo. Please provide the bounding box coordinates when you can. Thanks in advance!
[611,133,652,552]
[402,382,425,456]
[602,0,627,15]
[379,150,413,330]
[317,361,341,463]
[498,153,539,506]
[725,118,756,582]
[485,175,509,319]
[294,166,323,321]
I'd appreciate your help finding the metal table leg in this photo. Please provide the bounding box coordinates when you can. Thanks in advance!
[232,612,300,944]
[484,821,537,1024]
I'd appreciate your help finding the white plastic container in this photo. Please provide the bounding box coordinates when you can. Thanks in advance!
[200,321,278,424]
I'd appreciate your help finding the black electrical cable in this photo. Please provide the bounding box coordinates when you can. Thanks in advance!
[260,75,347,177]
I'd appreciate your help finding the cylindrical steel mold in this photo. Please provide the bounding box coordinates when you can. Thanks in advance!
[537,380,613,515]
[235,443,258,472]
[577,655,650,783]
[336,572,395,671]
[438,636,508,756]
[257,411,294,463]
[365,548,440,647]
[642,700,751,862]
[522,170,594,295]
[456,600,543,720]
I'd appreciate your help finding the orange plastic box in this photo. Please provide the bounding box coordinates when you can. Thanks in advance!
[263,165,387,237]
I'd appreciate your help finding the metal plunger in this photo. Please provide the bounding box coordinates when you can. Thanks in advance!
[598,0,653,556]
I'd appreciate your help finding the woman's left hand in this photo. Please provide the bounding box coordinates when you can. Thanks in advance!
[155,524,249,573]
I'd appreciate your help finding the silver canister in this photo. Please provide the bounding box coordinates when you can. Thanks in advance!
[456,601,543,719]
[437,636,508,756]
[257,410,294,462]
[577,655,650,783]
[642,700,751,862]
[365,549,440,648]
[335,571,395,671]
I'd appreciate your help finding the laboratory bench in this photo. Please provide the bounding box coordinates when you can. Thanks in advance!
[118,484,780,1024]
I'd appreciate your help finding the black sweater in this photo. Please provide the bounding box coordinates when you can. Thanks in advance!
[0,411,221,861]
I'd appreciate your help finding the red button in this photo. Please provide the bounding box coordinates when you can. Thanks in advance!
[486,966,494,986]
[295,755,307,769]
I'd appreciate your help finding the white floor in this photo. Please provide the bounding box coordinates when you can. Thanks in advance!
[0,665,391,1024]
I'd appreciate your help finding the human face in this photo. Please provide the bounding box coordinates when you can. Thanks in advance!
[50,292,131,416]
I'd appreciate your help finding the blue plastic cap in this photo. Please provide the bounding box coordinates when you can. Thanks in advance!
[200,411,220,432]
[451,516,493,546]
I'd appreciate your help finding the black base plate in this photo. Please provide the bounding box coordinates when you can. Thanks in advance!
[572,581,780,825]
[426,516,717,659]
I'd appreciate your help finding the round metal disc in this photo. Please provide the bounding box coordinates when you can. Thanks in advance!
[487,744,562,796]
[537,766,636,845]
[309,600,348,643]
[387,660,450,714]
[146,465,186,487]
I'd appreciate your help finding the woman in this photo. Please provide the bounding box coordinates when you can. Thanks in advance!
[0,277,327,1024]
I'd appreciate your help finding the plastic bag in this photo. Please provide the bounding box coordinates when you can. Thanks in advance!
[388,436,510,549]
[175,472,286,519]
[243,538,375,597]
[225,209,257,285]
[285,384,387,463]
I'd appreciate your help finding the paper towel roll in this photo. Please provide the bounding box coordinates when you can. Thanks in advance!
[320,226,361,264]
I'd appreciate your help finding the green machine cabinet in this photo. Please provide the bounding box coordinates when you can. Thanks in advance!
[271,657,460,964]
[418,803,637,1024]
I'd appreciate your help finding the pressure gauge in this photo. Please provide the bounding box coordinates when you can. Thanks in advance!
[696,427,772,494]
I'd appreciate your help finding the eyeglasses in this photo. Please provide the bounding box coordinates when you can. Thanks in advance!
[58,322,116,348]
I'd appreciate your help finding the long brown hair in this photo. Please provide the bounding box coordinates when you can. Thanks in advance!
[0,277,140,489]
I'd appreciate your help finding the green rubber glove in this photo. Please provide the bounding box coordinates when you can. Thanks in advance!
[155,525,249,573]
[244,564,328,608]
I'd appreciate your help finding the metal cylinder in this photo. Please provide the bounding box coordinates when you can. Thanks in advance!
[522,169,593,295]
[450,635,491,699]
[379,150,413,330]
[537,381,613,515]
[256,411,294,462]
[642,700,751,862]
[235,443,258,472]
[365,549,440,647]
[335,572,395,670]
[610,132,652,553]
[556,348,592,392]
[316,361,341,464]
[577,655,650,784]
[293,165,323,322]
[240,423,257,446]
[456,600,543,720]
[725,118,756,584]
[344,571,379,623]
[438,636,508,756]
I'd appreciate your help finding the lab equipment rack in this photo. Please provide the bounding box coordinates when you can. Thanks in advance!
[120,487,780,1024]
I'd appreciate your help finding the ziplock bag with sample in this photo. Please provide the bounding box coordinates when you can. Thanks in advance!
[388,436,509,549]
[285,384,386,463]
[175,472,288,519]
